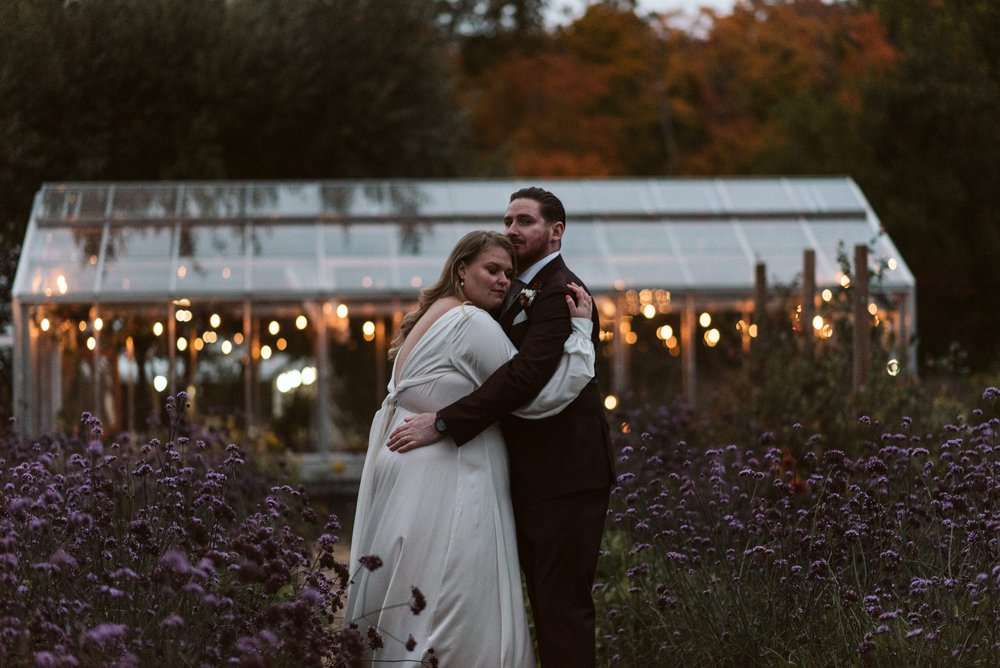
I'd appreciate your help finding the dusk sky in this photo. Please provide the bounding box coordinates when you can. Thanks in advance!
[547,0,739,25]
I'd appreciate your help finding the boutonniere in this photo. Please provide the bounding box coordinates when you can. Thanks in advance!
[517,282,542,310]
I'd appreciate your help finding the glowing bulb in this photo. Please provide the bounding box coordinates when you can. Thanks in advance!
[177,338,188,352]
[177,265,187,278]
[153,375,168,392]
[86,337,96,350]
[193,337,204,351]
[295,315,308,330]
[625,331,638,345]
[887,258,898,270]
[79,321,87,332]
[821,324,833,338]
[276,337,287,351]
[234,332,244,345]
[642,304,656,319]
[410,276,422,288]
[57,275,68,294]
[362,321,376,342]
[210,313,221,328]
[665,336,678,349]
[153,322,164,336]
[839,274,851,288]
[221,340,233,355]
[868,303,878,316]
[336,304,349,318]
[40,318,51,332]
[93,317,103,332]
[704,328,720,347]
[812,315,825,331]
[268,320,280,335]
[656,325,674,340]
[699,312,711,328]
[886,359,900,376]
[604,395,618,410]
[822,289,833,302]
[301,366,317,385]
[260,345,272,360]
[222,266,231,279]
[749,324,758,338]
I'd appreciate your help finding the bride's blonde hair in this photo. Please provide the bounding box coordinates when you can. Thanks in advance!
[388,230,515,359]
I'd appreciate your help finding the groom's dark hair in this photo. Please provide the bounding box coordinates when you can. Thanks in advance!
[510,187,566,227]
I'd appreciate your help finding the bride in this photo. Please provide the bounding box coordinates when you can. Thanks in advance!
[346,231,596,666]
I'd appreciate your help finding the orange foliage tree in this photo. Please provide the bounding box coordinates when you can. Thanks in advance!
[459,0,897,177]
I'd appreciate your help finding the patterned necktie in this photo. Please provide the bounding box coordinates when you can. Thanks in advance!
[502,278,526,314]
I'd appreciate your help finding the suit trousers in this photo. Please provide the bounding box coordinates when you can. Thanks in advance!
[514,485,611,668]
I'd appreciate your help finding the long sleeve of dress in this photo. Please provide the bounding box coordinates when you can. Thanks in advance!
[451,308,594,421]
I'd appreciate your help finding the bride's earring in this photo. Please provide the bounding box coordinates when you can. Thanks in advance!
[460,279,465,288]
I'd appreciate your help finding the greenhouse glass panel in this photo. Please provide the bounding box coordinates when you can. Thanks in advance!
[175,225,246,294]
[739,221,813,252]
[102,226,175,294]
[671,221,746,254]
[327,259,397,292]
[609,256,689,288]
[398,223,469,258]
[684,252,752,287]
[601,222,676,253]
[242,183,320,218]
[648,181,724,214]
[36,186,109,223]
[582,182,656,214]
[448,182,522,217]
[251,224,322,293]
[721,181,799,213]
[804,219,874,249]
[795,179,866,212]
[182,185,243,219]
[111,186,177,221]
[21,227,103,297]
[324,223,392,256]
[251,224,320,258]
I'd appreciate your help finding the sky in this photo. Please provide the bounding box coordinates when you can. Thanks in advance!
[546,0,739,25]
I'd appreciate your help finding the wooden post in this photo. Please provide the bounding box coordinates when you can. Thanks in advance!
[612,295,628,397]
[315,303,332,452]
[754,262,767,328]
[681,295,696,406]
[852,245,870,392]
[375,318,387,404]
[243,299,255,437]
[802,249,816,358]
[752,262,767,375]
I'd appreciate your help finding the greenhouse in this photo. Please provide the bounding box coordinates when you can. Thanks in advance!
[11,178,915,476]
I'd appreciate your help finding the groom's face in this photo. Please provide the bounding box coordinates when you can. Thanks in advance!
[503,198,564,269]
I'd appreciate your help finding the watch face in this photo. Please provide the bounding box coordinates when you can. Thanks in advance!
[435,418,447,433]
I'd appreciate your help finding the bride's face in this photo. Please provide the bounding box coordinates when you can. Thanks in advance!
[459,245,513,311]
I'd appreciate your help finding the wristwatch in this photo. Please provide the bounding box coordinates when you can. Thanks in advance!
[434,417,448,434]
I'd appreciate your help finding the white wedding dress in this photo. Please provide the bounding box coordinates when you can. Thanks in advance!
[346,304,594,667]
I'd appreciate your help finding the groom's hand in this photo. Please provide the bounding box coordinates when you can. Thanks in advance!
[387,413,440,452]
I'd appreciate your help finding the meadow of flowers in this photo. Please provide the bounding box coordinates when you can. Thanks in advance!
[0,393,374,666]
[596,386,1000,666]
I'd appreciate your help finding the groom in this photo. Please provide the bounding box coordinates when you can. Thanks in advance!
[388,187,615,667]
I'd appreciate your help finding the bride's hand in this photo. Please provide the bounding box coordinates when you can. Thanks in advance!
[565,282,592,318]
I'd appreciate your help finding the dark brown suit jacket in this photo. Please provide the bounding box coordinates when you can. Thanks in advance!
[437,255,615,506]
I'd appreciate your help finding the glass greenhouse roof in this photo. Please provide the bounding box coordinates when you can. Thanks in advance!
[13,178,914,304]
